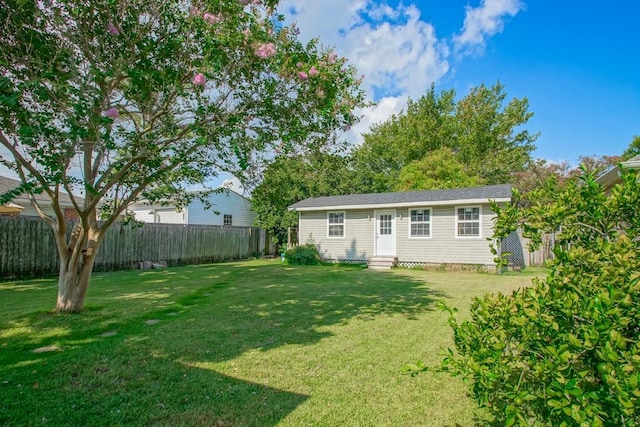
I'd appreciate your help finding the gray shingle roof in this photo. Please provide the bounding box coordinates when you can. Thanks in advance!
[289,184,512,211]
[0,175,82,206]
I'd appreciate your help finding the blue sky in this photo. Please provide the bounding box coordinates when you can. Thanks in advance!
[281,0,640,163]
[2,1,637,189]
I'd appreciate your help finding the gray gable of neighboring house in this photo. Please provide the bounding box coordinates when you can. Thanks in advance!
[186,188,256,227]
[128,186,256,226]
[289,184,512,211]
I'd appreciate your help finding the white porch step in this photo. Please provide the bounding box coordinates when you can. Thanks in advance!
[368,256,397,270]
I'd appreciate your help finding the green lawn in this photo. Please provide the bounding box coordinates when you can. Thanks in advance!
[0,260,544,426]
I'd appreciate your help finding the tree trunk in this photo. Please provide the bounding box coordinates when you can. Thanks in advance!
[55,226,102,313]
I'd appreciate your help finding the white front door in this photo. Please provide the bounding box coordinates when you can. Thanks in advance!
[375,210,396,256]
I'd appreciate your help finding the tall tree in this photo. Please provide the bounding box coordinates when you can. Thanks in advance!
[251,151,353,246]
[350,84,456,193]
[453,82,537,183]
[394,147,482,191]
[351,82,537,193]
[621,135,640,160]
[0,0,364,312]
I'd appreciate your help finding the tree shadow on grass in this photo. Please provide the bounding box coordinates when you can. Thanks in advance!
[0,261,447,425]
[155,262,448,362]
[1,348,307,426]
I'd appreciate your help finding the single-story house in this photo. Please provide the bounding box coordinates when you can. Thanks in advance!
[596,154,640,190]
[0,175,83,219]
[128,187,256,227]
[288,184,512,269]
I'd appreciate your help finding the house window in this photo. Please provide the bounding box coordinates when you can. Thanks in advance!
[409,208,431,238]
[223,214,232,226]
[456,206,481,237]
[327,211,345,238]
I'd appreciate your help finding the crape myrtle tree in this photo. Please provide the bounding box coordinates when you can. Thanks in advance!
[510,154,623,208]
[0,0,365,312]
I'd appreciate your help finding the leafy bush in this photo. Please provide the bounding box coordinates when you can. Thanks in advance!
[436,169,640,426]
[285,244,321,265]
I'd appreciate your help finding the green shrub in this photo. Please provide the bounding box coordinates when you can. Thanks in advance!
[433,169,640,426]
[285,244,321,265]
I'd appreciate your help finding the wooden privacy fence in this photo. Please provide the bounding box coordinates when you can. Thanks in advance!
[0,216,268,279]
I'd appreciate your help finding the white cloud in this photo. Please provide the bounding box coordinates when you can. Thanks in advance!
[344,96,408,145]
[454,0,524,54]
[280,0,368,47]
[279,0,449,101]
[277,0,523,147]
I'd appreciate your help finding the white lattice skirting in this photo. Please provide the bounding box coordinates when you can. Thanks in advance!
[322,258,368,265]
[397,261,428,269]
[322,258,494,271]
[397,261,495,272]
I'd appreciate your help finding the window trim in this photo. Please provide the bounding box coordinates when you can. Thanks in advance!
[327,211,346,239]
[408,207,432,239]
[455,205,482,238]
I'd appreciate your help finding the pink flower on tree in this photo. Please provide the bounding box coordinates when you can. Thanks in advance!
[297,71,308,81]
[107,22,119,36]
[328,52,338,64]
[104,107,118,119]
[203,13,221,24]
[193,73,206,86]
[255,42,276,59]
[240,0,250,5]
[296,62,303,68]
[308,66,319,77]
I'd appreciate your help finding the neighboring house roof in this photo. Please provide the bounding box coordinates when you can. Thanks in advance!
[289,184,512,212]
[596,155,640,188]
[200,186,252,202]
[0,175,83,208]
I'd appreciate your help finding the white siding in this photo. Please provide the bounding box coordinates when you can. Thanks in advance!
[129,206,154,223]
[154,208,185,224]
[128,189,255,227]
[298,209,374,261]
[396,204,496,265]
[298,203,497,266]
[186,190,256,227]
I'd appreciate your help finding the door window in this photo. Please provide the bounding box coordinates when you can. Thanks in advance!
[379,214,392,235]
